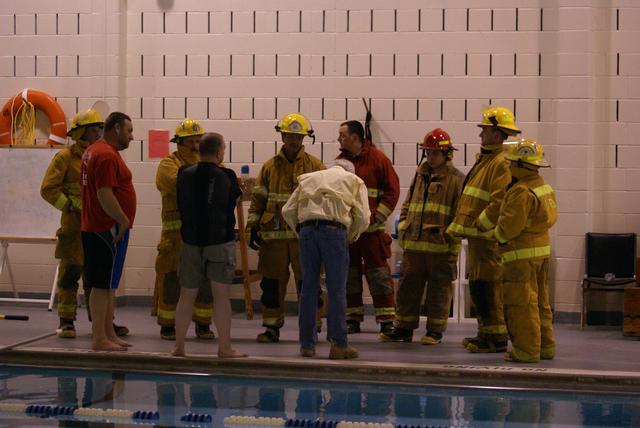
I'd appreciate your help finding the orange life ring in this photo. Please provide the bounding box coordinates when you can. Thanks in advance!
[0,88,67,146]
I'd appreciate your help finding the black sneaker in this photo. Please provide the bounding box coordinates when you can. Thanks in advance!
[380,326,413,342]
[160,325,176,340]
[346,320,361,334]
[379,321,394,336]
[113,323,129,337]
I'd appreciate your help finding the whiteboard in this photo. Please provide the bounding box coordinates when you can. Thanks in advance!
[0,146,64,239]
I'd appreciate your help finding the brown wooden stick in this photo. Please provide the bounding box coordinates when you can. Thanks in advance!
[236,199,253,320]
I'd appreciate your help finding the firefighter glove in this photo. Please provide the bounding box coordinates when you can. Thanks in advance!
[248,226,263,250]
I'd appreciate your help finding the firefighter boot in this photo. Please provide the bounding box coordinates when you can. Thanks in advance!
[195,323,216,340]
[257,327,280,343]
[161,325,176,340]
[113,323,129,337]
[380,326,413,343]
[379,321,394,336]
[347,320,361,334]
[58,319,76,339]
[421,331,443,346]
[466,337,508,353]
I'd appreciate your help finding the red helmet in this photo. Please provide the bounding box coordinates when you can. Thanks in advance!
[421,128,455,151]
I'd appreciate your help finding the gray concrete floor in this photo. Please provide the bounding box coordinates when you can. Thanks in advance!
[1,303,639,374]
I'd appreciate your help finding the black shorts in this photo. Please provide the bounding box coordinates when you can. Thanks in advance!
[81,228,130,290]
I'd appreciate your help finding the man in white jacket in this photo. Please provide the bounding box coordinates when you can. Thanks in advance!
[282,159,370,359]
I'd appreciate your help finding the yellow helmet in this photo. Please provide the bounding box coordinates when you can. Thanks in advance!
[171,118,204,142]
[478,106,521,136]
[275,112,314,138]
[67,109,104,137]
[505,138,550,168]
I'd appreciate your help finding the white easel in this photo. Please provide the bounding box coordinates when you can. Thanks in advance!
[0,236,58,309]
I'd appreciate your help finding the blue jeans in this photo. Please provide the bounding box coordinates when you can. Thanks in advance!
[298,224,349,348]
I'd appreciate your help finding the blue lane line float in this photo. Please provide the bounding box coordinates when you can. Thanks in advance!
[181,412,213,423]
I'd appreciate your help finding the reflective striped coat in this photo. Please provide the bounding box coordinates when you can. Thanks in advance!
[247,146,324,240]
[41,143,85,212]
[156,150,197,233]
[398,162,465,254]
[446,147,511,240]
[495,172,557,263]
[338,141,400,233]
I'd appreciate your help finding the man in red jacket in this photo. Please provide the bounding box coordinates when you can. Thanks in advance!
[337,120,400,335]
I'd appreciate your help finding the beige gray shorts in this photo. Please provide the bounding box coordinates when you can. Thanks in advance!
[179,241,236,287]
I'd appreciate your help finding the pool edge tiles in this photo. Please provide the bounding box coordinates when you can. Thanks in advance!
[2,347,640,394]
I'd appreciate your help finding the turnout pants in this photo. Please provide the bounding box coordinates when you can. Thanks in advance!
[258,239,304,329]
[155,231,213,326]
[346,231,396,323]
[503,258,555,362]
[55,210,90,321]
[395,251,456,333]
[466,237,508,342]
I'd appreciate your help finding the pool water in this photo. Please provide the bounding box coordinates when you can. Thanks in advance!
[1,365,639,427]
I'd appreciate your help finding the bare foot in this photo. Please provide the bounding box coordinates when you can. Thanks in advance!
[218,348,247,358]
[92,340,126,352]
[171,346,185,357]
[109,337,131,347]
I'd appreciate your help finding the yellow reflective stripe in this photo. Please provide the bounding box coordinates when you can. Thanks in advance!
[162,220,182,231]
[63,182,80,192]
[262,317,281,325]
[494,227,508,244]
[502,245,551,263]
[478,210,495,230]
[462,186,491,202]
[374,307,396,316]
[192,306,212,318]
[367,188,382,198]
[267,193,291,202]
[253,186,268,197]
[57,304,76,313]
[399,239,450,253]
[408,202,450,215]
[446,222,494,239]
[346,307,365,315]
[69,196,81,210]
[157,308,176,319]
[259,230,297,240]
[480,324,508,335]
[428,318,448,326]
[397,220,407,231]
[450,243,461,255]
[366,223,386,233]
[396,315,419,322]
[53,194,68,211]
[247,213,261,224]
[377,203,392,218]
[533,184,554,198]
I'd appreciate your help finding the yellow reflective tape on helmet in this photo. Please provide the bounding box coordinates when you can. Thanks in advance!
[478,210,495,230]
[494,227,508,244]
[398,239,450,253]
[374,307,396,316]
[53,194,69,211]
[502,245,551,263]
[192,306,212,318]
[367,188,383,198]
[446,222,494,239]
[396,314,419,323]
[252,186,268,198]
[377,203,392,218]
[267,193,291,202]
[533,184,554,198]
[462,186,491,202]
[162,220,182,232]
[259,230,297,240]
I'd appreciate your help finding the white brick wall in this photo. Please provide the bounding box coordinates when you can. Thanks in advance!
[1,1,640,317]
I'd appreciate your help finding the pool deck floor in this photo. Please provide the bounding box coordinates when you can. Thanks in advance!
[1,303,640,393]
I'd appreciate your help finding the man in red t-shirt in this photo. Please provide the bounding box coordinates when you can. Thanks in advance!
[80,112,136,351]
